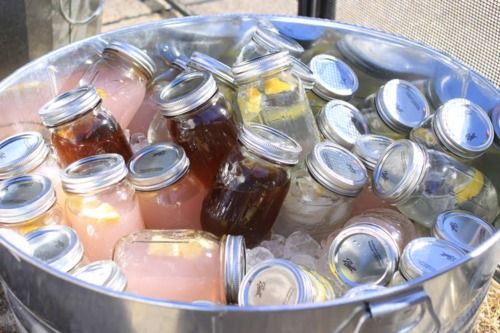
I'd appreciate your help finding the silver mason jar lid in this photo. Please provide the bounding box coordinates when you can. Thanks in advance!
[310,54,359,101]
[104,41,156,80]
[399,237,466,281]
[238,259,313,306]
[73,260,127,292]
[373,140,427,203]
[61,154,128,194]
[306,141,368,197]
[0,132,50,179]
[433,98,494,159]
[492,105,500,146]
[432,210,496,253]
[26,226,83,273]
[128,143,190,192]
[232,50,292,84]
[316,100,369,149]
[352,135,394,171]
[39,86,101,128]
[252,27,304,58]
[290,57,315,90]
[221,234,246,304]
[0,175,56,224]
[157,71,218,117]
[238,123,302,166]
[343,284,387,299]
[375,79,430,134]
[328,223,400,287]
[187,51,236,89]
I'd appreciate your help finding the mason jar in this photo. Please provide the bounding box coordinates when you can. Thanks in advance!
[80,41,156,128]
[61,154,145,261]
[238,259,334,306]
[127,143,207,230]
[273,141,368,241]
[291,56,315,95]
[233,50,320,158]
[201,124,301,247]
[410,98,494,161]
[361,79,430,139]
[39,86,133,167]
[73,260,127,292]
[148,71,238,189]
[373,140,499,227]
[113,230,245,304]
[343,284,387,299]
[308,55,359,115]
[0,175,62,235]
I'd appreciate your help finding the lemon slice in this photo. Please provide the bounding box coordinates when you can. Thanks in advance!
[95,87,108,99]
[147,237,206,259]
[264,78,293,95]
[73,197,121,223]
[454,170,484,204]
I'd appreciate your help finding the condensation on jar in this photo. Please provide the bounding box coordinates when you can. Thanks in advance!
[79,41,156,128]
[113,230,245,304]
[73,260,127,292]
[201,124,301,247]
[361,79,430,139]
[61,154,144,261]
[238,259,334,306]
[39,86,133,167]
[373,139,499,227]
[127,143,206,230]
[148,71,238,189]
[0,175,62,235]
[273,141,368,241]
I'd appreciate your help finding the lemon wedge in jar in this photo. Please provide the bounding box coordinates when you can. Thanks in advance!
[454,170,484,204]
[70,197,121,223]
[264,78,294,95]
[147,236,207,259]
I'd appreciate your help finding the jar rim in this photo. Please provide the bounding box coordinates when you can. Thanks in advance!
[104,41,156,80]
[221,234,246,304]
[310,54,358,100]
[252,27,304,57]
[290,57,315,90]
[352,134,394,171]
[73,260,127,292]
[187,51,236,88]
[232,51,292,84]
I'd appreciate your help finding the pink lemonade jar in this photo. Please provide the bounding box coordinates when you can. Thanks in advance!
[61,154,145,261]
[127,143,207,230]
[113,230,245,304]
[79,41,156,129]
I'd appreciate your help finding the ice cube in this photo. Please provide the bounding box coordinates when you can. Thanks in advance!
[130,132,148,153]
[284,231,321,259]
[290,254,316,270]
[315,249,333,279]
[260,233,286,258]
[246,246,274,270]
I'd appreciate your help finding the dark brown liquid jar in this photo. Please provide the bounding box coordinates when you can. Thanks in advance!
[201,123,302,247]
[148,71,238,189]
[38,85,133,167]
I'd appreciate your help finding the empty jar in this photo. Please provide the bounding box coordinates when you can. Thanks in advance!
[201,124,301,247]
[73,260,127,292]
[148,71,238,189]
[62,154,144,261]
[361,79,430,139]
[410,99,494,161]
[39,86,133,167]
[274,141,368,240]
[238,259,334,306]
[373,140,499,227]
[113,230,245,304]
[0,175,62,235]
[80,41,156,128]
[127,143,207,230]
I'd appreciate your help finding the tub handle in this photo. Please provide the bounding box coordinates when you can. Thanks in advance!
[59,0,106,25]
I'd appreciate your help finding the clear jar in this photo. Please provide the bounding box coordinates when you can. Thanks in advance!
[148,71,238,189]
[73,260,127,292]
[62,154,145,261]
[238,259,334,306]
[233,51,321,158]
[373,140,499,227]
[39,86,133,167]
[201,124,301,247]
[273,141,368,241]
[410,99,494,161]
[113,230,245,304]
[80,41,156,128]
[0,175,62,235]
[128,143,207,230]
[361,80,430,139]
[316,100,369,149]
[308,55,359,115]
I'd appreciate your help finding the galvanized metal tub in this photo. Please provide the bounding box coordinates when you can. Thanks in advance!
[0,15,498,333]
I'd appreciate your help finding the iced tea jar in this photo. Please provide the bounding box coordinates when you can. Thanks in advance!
[79,41,156,128]
[201,124,302,247]
[39,86,133,167]
[373,140,499,227]
[273,141,368,240]
[148,71,238,189]
[127,143,207,230]
[61,154,144,261]
[0,175,62,235]
[233,51,321,158]
[113,230,245,304]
